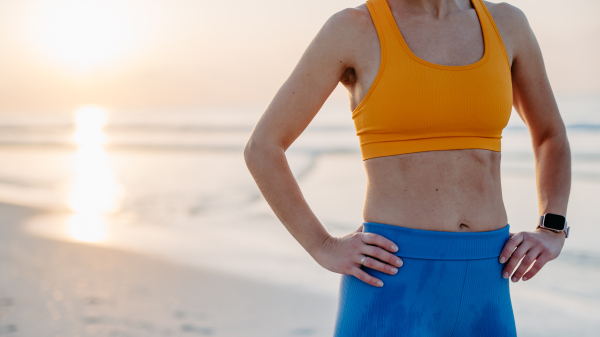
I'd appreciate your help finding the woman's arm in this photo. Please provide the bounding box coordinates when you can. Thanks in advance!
[244,9,402,287]
[497,6,571,282]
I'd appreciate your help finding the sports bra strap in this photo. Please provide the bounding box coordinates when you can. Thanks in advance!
[366,0,394,48]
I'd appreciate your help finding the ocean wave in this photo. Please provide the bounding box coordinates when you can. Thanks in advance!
[567,124,600,131]
[2,139,600,159]
[0,141,359,155]
[0,121,599,133]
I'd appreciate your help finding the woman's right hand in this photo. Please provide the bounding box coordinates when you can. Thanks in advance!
[313,225,403,287]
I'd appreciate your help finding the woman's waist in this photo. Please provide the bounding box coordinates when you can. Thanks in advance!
[364,185,507,232]
[364,199,507,230]
[362,222,510,260]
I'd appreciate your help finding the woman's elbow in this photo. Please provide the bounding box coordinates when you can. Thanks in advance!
[244,129,289,171]
[244,136,276,170]
[244,137,260,169]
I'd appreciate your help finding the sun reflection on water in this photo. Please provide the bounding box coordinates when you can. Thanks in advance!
[67,106,121,242]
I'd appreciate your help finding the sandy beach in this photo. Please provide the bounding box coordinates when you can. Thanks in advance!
[0,203,337,337]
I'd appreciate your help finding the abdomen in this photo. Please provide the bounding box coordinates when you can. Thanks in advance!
[363,148,507,232]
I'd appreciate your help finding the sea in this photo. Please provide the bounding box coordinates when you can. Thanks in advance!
[1,93,599,336]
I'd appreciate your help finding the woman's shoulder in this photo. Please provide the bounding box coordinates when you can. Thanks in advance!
[483,1,529,28]
[323,5,375,36]
[311,5,379,61]
[483,1,533,64]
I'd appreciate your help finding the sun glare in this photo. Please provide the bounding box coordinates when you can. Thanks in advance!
[68,106,121,242]
[32,0,141,70]
[73,105,106,145]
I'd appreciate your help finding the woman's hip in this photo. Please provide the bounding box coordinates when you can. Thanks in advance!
[334,222,516,337]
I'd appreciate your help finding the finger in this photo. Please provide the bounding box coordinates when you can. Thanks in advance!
[359,256,398,275]
[511,248,541,282]
[362,245,403,267]
[356,224,364,233]
[499,232,525,264]
[502,241,533,279]
[352,267,383,287]
[360,232,398,253]
[509,232,515,238]
[522,255,550,281]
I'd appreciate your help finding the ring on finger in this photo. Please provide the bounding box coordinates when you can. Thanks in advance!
[360,256,366,266]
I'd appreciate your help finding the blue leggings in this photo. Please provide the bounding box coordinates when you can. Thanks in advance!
[334,222,517,337]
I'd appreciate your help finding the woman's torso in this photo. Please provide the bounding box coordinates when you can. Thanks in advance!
[340,0,514,232]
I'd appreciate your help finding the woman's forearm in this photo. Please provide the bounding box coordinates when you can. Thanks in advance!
[533,132,571,216]
[500,131,570,282]
[244,139,330,257]
[244,137,402,287]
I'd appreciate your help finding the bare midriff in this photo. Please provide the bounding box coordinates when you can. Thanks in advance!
[363,148,507,233]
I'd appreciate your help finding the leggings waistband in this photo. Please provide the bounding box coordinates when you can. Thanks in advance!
[363,222,510,260]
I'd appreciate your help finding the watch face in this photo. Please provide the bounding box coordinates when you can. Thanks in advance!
[543,213,566,230]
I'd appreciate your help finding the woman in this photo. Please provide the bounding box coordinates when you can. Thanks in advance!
[244,0,571,335]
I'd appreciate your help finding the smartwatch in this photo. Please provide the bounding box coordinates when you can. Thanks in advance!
[537,213,570,238]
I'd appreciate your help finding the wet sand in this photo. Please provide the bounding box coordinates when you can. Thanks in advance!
[0,203,337,337]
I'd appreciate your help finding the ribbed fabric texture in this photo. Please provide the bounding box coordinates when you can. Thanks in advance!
[363,222,509,260]
[334,222,516,337]
[354,0,513,160]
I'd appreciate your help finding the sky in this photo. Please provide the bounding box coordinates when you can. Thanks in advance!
[0,0,598,114]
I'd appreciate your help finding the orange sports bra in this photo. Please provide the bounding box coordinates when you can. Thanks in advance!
[353,0,513,160]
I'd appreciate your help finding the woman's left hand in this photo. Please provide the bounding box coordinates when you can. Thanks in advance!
[498,228,566,282]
